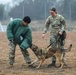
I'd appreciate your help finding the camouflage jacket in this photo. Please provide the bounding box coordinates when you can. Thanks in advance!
[43,14,66,34]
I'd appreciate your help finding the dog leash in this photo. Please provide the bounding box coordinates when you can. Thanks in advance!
[46,42,54,49]
[43,38,54,49]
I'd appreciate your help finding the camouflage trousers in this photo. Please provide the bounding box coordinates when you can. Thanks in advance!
[50,31,66,63]
[8,41,31,65]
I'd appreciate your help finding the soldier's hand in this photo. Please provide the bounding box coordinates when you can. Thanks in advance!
[58,31,62,35]
[42,34,46,39]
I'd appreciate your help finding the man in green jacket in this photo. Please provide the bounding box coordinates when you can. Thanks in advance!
[42,7,66,67]
[7,16,33,67]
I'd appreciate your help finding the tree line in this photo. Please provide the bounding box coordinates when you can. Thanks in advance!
[0,0,76,21]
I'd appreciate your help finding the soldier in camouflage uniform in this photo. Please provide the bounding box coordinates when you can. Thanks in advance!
[7,16,34,67]
[42,7,66,67]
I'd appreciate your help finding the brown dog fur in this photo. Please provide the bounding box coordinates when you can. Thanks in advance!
[30,44,72,68]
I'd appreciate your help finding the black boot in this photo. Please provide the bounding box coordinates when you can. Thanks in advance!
[48,61,56,67]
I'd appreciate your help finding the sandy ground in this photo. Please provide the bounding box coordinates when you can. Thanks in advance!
[0,31,76,75]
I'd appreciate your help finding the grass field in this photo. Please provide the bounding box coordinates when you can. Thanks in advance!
[0,31,76,75]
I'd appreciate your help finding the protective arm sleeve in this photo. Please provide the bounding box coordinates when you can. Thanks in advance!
[20,29,32,50]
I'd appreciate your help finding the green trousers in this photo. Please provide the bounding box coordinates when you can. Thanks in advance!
[50,32,66,63]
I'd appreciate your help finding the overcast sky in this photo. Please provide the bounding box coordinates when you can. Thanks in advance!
[0,0,12,4]
[0,0,61,5]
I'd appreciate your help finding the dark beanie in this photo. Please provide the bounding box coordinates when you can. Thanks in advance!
[23,16,31,23]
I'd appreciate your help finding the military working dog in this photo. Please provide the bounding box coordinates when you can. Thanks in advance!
[30,44,72,68]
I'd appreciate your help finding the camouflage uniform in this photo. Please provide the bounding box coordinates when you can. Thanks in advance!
[8,41,31,65]
[43,14,66,63]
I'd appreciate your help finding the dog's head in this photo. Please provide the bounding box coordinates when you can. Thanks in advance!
[30,44,39,52]
[30,44,43,56]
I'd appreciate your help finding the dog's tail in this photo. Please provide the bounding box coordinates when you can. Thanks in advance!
[62,44,72,52]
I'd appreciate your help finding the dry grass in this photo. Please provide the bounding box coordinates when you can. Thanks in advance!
[0,31,76,75]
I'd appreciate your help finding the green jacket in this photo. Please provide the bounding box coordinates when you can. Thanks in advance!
[7,19,32,50]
